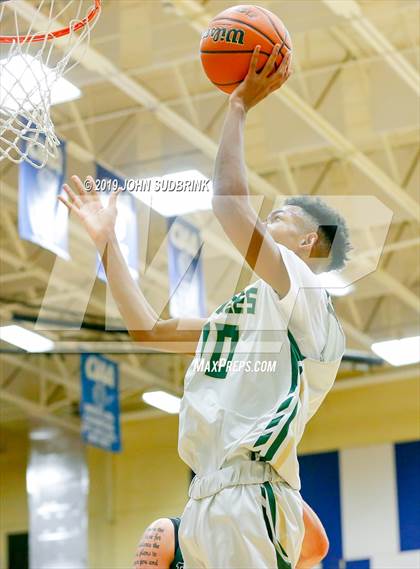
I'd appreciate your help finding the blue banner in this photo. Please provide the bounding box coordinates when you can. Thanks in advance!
[80,354,121,452]
[167,217,206,318]
[18,137,69,259]
[95,164,138,282]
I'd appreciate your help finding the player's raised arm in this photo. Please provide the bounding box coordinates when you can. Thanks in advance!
[212,46,295,297]
[59,176,204,354]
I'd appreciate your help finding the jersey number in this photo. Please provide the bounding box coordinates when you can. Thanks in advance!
[200,323,239,379]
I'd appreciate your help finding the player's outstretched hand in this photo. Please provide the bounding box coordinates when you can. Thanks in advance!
[230,45,292,112]
[58,175,121,248]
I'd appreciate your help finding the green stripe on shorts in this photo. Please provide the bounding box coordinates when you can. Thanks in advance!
[261,483,291,569]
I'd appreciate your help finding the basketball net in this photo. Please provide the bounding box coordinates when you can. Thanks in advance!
[0,0,101,168]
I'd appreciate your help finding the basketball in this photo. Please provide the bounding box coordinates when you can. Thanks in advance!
[200,4,292,94]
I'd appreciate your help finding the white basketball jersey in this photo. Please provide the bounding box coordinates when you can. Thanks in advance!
[178,245,345,490]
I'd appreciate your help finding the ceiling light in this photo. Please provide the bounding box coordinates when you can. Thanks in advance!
[319,271,355,297]
[30,426,58,441]
[0,325,54,353]
[134,169,212,217]
[371,336,420,367]
[0,54,81,111]
[142,390,181,414]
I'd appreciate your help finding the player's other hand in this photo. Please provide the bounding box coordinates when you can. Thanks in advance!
[230,45,292,112]
[58,175,121,249]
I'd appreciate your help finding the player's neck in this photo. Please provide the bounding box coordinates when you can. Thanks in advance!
[301,255,327,274]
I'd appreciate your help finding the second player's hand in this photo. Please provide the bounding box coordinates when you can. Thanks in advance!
[230,45,292,112]
[58,175,121,249]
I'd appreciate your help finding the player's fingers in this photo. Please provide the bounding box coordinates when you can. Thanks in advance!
[58,195,78,213]
[71,175,90,198]
[62,183,82,208]
[284,50,293,74]
[262,43,280,77]
[109,187,122,206]
[248,45,261,75]
[275,50,291,77]
[85,175,101,200]
[286,53,293,77]
[272,51,289,80]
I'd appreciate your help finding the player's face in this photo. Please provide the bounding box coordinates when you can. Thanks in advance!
[263,205,311,250]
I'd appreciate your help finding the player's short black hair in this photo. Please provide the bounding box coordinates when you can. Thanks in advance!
[284,196,351,271]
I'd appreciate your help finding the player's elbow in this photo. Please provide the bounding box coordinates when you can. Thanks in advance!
[318,532,330,560]
[298,531,329,568]
[128,328,157,344]
[127,320,164,345]
[311,532,329,563]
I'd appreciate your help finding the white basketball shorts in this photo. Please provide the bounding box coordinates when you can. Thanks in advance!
[179,460,304,568]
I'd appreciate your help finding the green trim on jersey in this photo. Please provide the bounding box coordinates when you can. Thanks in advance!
[287,330,304,361]
[264,403,299,461]
[253,331,304,460]
[261,483,292,569]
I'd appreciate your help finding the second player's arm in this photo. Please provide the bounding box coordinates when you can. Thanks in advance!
[297,502,329,568]
[133,518,175,569]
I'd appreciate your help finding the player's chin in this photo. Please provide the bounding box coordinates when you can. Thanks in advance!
[267,226,286,244]
[271,232,298,252]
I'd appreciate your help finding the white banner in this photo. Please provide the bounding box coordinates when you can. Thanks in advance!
[27,423,89,569]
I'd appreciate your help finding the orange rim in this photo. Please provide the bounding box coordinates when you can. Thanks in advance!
[0,0,101,44]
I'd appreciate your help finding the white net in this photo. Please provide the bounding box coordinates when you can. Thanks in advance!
[0,0,101,168]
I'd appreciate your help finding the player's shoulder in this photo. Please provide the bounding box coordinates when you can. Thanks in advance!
[137,518,175,567]
[146,517,174,534]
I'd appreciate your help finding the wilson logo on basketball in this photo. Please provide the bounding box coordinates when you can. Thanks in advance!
[201,26,245,45]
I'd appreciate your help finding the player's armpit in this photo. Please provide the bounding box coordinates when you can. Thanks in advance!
[212,195,291,298]
[297,502,329,569]
[129,317,206,355]
[133,518,175,569]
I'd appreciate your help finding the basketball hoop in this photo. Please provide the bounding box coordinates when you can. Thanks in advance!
[0,0,101,168]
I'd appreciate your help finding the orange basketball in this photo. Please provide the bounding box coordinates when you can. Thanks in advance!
[200,4,292,94]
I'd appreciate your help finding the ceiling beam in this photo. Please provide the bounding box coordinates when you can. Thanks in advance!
[1,354,79,392]
[333,365,417,391]
[68,101,94,154]
[66,43,420,100]
[360,236,420,260]
[369,266,419,313]
[340,320,373,349]
[9,1,278,199]
[0,347,174,396]
[174,0,419,222]
[121,407,166,422]
[275,86,419,220]
[0,388,80,433]
[322,0,420,96]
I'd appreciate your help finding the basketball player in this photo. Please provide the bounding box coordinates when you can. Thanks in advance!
[60,44,351,569]
[133,502,329,569]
